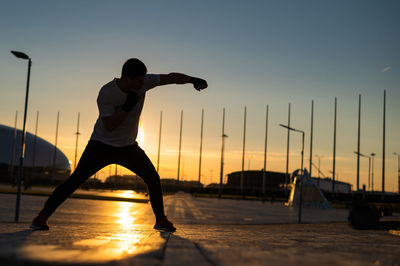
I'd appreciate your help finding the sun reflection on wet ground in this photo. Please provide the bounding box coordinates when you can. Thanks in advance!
[109,201,142,256]
[101,190,146,199]
[18,200,163,263]
[116,201,137,229]
[70,200,158,261]
[71,231,148,261]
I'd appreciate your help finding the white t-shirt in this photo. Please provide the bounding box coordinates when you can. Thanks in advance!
[90,74,160,147]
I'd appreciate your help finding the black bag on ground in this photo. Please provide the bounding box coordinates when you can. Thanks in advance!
[348,200,380,230]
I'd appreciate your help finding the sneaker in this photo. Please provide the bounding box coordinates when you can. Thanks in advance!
[30,213,49,230]
[154,216,176,232]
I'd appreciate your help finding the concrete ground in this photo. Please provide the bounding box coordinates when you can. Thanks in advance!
[0,191,399,266]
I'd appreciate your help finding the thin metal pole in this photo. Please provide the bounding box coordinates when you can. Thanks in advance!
[318,157,321,179]
[182,157,185,181]
[219,108,226,199]
[356,94,361,191]
[9,111,18,181]
[382,90,386,196]
[177,110,183,183]
[241,106,247,195]
[198,109,204,186]
[309,100,314,176]
[398,154,400,194]
[30,111,39,181]
[397,153,400,194]
[14,58,31,222]
[371,153,375,191]
[332,97,337,194]
[262,105,269,196]
[285,103,291,194]
[368,157,371,191]
[52,111,60,183]
[301,132,304,173]
[74,112,80,171]
[298,175,303,224]
[298,131,305,224]
[157,111,162,173]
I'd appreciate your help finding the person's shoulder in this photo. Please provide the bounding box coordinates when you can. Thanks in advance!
[101,79,117,90]
[98,79,117,99]
[101,79,118,93]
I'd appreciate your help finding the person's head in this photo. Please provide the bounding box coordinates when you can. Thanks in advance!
[120,58,147,91]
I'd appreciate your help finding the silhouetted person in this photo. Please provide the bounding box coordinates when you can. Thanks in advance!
[31,58,208,231]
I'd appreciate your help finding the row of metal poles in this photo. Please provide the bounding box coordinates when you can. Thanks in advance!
[10,91,390,196]
[168,92,388,197]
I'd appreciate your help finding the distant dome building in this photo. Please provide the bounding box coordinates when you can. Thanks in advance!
[0,124,71,186]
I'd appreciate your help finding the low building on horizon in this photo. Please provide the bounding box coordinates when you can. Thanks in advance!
[226,170,351,194]
[105,174,145,185]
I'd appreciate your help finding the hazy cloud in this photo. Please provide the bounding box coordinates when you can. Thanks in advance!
[381,66,391,72]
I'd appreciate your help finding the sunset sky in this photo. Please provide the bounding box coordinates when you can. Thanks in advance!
[1,0,399,191]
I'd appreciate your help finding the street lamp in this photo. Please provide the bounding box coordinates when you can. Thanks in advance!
[280,124,305,224]
[11,50,32,222]
[354,151,371,191]
[280,124,305,173]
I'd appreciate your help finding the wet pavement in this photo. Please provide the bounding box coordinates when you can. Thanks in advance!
[0,191,399,265]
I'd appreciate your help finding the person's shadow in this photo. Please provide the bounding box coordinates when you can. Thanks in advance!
[118,231,176,263]
[119,231,214,265]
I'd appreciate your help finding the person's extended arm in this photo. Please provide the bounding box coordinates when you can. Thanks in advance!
[102,92,140,132]
[159,73,208,91]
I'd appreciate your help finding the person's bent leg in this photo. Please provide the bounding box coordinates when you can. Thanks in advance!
[118,145,175,231]
[118,145,165,220]
[32,141,110,229]
[118,145,176,232]
[40,167,101,218]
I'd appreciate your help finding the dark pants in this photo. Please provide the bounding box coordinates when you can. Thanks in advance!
[40,140,165,220]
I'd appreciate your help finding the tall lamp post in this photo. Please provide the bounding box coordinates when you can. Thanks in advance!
[280,124,305,174]
[280,124,304,224]
[11,50,32,222]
